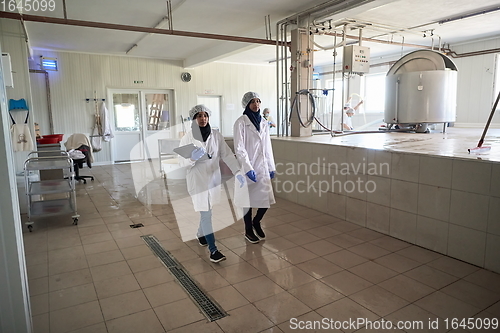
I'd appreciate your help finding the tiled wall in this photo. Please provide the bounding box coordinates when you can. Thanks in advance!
[271,139,500,274]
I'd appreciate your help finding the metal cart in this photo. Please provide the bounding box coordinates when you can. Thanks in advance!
[23,152,79,231]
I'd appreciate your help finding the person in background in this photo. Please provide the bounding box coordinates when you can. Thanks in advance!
[262,108,276,128]
[233,92,276,244]
[342,97,364,131]
[179,104,244,263]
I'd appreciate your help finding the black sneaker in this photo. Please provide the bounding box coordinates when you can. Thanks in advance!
[245,232,260,244]
[253,224,266,239]
[197,235,208,247]
[210,250,226,263]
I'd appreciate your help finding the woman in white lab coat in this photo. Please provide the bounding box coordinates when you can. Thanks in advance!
[233,92,276,244]
[179,104,243,263]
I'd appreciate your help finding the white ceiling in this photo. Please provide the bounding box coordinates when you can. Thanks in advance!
[4,0,500,68]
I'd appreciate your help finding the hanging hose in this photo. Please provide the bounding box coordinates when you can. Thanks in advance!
[289,89,316,128]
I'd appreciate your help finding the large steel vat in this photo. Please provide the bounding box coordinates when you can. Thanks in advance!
[384,50,458,131]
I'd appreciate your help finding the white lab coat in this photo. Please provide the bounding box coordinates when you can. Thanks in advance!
[233,114,276,208]
[179,128,240,212]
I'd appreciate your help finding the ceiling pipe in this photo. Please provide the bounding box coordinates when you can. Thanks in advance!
[0,11,289,47]
[62,0,67,19]
[320,31,444,51]
[277,0,376,25]
[444,47,500,58]
[438,5,500,25]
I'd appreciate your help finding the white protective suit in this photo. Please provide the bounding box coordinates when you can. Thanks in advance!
[233,114,276,208]
[179,128,240,212]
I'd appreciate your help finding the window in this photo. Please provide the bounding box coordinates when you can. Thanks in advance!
[363,73,386,113]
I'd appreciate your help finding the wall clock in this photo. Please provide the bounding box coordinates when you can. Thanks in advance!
[181,72,191,82]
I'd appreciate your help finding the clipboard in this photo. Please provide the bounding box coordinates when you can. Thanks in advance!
[174,143,211,160]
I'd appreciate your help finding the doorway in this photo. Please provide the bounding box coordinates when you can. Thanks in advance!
[110,89,173,162]
[197,95,221,132]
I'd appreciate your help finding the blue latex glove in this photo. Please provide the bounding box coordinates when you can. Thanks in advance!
[246,170,257,182]
[270,171,275,179]
[236,174,245,188]
[190,147,206,161]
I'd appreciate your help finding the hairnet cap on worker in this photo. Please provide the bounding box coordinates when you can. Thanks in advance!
[241,92,260,108]
[189,104,211,119]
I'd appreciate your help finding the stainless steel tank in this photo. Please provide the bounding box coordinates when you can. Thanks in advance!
[384,50,458,131]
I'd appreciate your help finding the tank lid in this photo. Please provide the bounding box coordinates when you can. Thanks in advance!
[387,50,457,76]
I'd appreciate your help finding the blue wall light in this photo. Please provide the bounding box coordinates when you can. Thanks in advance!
[40,57,58,71]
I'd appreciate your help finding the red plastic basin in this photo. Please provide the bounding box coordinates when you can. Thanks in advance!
[36,137,59,144]
[42,134,64,142]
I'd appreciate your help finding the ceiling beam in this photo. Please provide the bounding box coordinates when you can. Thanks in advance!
[0,12,289,47]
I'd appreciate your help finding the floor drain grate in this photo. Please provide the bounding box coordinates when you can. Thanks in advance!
[141,235,227,321]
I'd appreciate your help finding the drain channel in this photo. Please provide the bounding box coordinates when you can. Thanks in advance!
[141,235,227,322]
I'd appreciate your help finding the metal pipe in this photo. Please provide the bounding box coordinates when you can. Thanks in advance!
[438,5,500,24]
[62,0,67,19]
[0,12,289,47]
[338,24,347,135]
[276,22,280,136]
[29,69,54,134]
[277,0,375,25]
[321,30,444,52]
[284,22,289,137]
[445,47,500,58]
[167,0,173,30]
[330,32,337,136]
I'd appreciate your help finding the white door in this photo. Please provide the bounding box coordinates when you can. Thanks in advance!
[111,91,143,162]
[197,96,221,132]
[110,89,173,163]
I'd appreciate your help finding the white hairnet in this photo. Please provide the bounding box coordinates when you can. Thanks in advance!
[241,91,260,108]
[189,104,211,119]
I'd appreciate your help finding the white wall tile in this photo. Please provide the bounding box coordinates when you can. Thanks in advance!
[331,174,347,195]
[346,197,366,227]
[449,190,489,231]
[282,139,298,163]
[416,216,449,255]
[366,202,390,234]
[448,224,486,267]
[391,179,418,214]
[366,175,391,207]
[311,189,328,214]
[490,163,500,198]
[391,153,420,182]
[485,234,500,273]
[367,149,392,179]
[451,159,491,195]
[417,184,451,222]
[271,140,285,160]
[328,145,347,167]
[344,174,367,201]
[419,156,453,188]
[487,196,500,236]
[346,147,368,174]
[296,183,311,208]
[327,192,346,220]
[311,143,330,166]
[390,208,417,243]
[298,142,314,164]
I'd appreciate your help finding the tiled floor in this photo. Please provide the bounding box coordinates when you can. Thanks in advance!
[23,162,500,333]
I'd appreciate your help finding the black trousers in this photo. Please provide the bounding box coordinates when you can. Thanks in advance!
[243,208,268,232]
